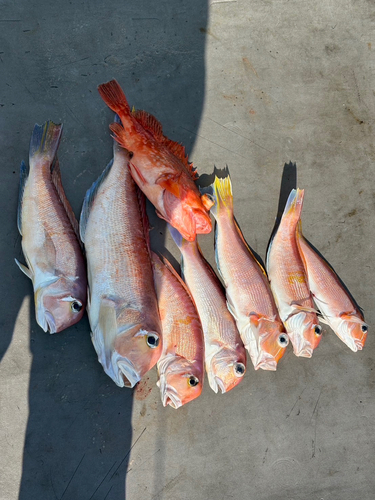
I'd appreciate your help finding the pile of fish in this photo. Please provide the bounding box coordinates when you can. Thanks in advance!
[16,80,368,409]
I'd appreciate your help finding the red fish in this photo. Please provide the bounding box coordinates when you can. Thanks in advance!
[98,80,213,241]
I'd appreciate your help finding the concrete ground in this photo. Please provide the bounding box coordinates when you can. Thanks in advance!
[1,1,374,499]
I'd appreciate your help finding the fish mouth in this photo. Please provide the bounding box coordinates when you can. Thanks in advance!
[44,311,57,334]
[354,338,365,351]
[116,357,141,388]
[162,385,182,409]
[254,357,277,371]
[296,347,313,358]
[214,376,226,394]
[288,333,313,358]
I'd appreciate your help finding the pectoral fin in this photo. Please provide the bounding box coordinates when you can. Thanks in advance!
[98,298,118,356]
[156,173,182,198]
[291,302,319,315]
[15,258,33,280]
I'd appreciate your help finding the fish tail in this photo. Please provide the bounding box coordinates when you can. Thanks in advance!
[98,79,130,115]
[282,188,304,226]
[29,121,62,167]
[208,175,233,219]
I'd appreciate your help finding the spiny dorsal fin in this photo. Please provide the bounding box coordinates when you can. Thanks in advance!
[133,109,164,141]
[135,184,151,254]
[161,137,198,180]
[133,109,198,180]
[50,157,80,243]
[17,160,29,235]
[79,159,114,243]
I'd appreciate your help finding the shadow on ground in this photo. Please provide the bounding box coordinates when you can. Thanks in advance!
[0,1,208,498]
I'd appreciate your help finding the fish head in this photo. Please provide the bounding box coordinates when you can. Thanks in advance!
[157,355,203,409]
[255,319,289,370]
[335,317,368,352]
[163,190,212,241]
[286,312,322,357]
[35,278,86,333]
[208,344,247,394]
[113,323,163,387]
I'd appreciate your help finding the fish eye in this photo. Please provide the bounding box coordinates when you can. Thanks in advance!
[278,334,289,347]
[71,300,83,313]
[314,325,322,336]
[188,375,199,387]
[361,324,368,333]
[146,333,160,348]
[234,362,246,377]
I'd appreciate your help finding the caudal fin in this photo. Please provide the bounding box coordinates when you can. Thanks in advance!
[201,175,233,220]
[282,188,304,227]
[98,79,130,115]
[29,121,62,166]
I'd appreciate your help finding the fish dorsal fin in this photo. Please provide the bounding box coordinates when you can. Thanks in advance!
[295,220,309,275]
[161,137,198,180]
[79,159,114,243]
[135,184,151,253]
[233,217,268,278]
[133,109,164,141]
[17,160,29,235]
[133,107,197,180]
[50,157,80,242]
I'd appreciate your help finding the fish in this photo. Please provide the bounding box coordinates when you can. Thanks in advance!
[15,121,87,333]
[297,225,367,352]
[202,175,289,370]
[97,79,213,242]
[266,188,322,357]
[170,226,247,393]
[80,131,162,388]
[152,252,204,409]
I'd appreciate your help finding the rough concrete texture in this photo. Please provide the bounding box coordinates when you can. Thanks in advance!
[0,1,374,499]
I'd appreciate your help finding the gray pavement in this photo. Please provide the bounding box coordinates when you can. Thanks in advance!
[1,1,374,499]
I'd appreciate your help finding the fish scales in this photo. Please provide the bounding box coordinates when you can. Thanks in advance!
[206,175,288,371]
[98,80,213,241]
[266,189,322,357]
[82,140,162,387]
[169,226,247,394]
[297,230,367,351]
[183,243,240,345]
[152,253,204,409]
[16,121,87,333]
[153,257,202,362]
[32,170,80,276]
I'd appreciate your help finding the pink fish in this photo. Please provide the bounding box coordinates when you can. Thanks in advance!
[16,122,87,333]
[80,135,162,387]
[204,175,289,370]
[297,226,367,352]
[152,253,204,408]
[170,226,247,393]
[266,189,322,357]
